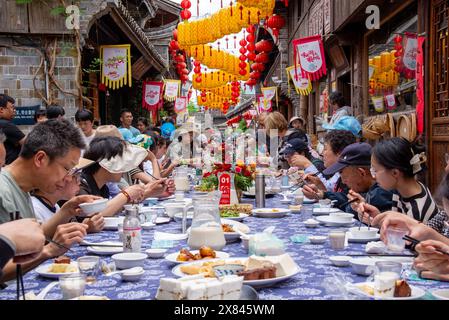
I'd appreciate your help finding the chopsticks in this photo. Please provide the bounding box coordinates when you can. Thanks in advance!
[403,235,449,257]
[337,198,359,209]
[46,237,74,253]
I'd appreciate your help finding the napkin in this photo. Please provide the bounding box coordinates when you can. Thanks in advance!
[290,235,309,244]
[151,240,175,249]
[154,231,188,241]
[365,241,387,254]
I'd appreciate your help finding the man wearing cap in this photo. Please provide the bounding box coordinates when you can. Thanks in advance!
[304,143,393,216]
[280,138,325,173]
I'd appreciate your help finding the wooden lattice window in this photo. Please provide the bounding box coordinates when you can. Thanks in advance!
[432,0,449,118]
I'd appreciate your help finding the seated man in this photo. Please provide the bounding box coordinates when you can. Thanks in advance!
[319,143,393,216]
[0,119,96,281]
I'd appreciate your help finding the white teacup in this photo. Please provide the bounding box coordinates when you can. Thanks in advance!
[349,227,379,239]
[329,212,353,223]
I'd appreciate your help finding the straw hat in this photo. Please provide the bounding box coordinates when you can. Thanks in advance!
[95,125,122,139]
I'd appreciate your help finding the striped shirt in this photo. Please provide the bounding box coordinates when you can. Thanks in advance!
[392,182,439,223]
[426,210,449,237]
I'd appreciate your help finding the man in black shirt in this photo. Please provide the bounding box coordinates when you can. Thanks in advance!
[0,95,25,164]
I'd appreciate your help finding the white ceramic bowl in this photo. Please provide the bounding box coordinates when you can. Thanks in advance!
[120,267,145,282]
[349,258,377,276]
[309,236,327,244]
[431,289,449,300]
[78,198,108,216]
[329,256,352,267]
[304,220,320,228]
[103,216,125,229]
[349,227,379,239]
[145,248,167,259]
[162,203,186,218]
[329,212,354,223]
[112,252,147,269]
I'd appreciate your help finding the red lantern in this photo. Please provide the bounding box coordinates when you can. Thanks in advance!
[194,66,201,73]
[394,66,402,73]
[246,25,255,34]
[175,55,185,62]
[394,44,403,52]
[247,52,256,61]
[394,58,402,66]
[177,62,187,70]
[173,29,178,41]
[255,40,273,53]
[246,34,255,43]
[181,74,189,81]
[239,39,247,47]
[181,0,191,9]
[169,40,179,51]
[239,61,247,69]
[368,88,375,95]
[394,50,403,57]
[195,76,202,83]
[239,69,247,76]
[250,71,261,79]
[394,35,403,44]
[193,60,201,67]
[266,14,286,39]
[239,55,247,61]
[255,52,269,63]
[246,43,256,52]
[182,68,189,75]
[239,47,247,54]
[251,63,265,72]
[180,9,191,20]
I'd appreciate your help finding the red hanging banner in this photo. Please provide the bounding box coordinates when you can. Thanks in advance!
[142,81,163,111]
[416,36,425,134]
[218,172,231,205]
[293,35,327,81]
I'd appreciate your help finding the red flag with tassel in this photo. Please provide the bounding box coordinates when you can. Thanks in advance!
[293,35,327,81]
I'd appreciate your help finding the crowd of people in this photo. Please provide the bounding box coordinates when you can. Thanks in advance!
[1,90,449,289]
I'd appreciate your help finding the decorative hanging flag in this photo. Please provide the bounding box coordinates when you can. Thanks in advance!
[293,35,327,81]
[100,45,132,90]
[174,97,188,114]
[384,93,397,112]
[257,94,272,112]
[416,36,425,134]
[261,86,278,108]
[164,80,181,101]
[142,81,163,111]
[403,33,418,72]
[372,96,385,113]
[286,65,312,95]
[181,81,192,98]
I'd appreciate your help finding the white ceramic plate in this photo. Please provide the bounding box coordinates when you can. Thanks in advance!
[219,213,249,222]
[221,219,250,242]
[141,222,156,230]
[165,250,230,264]
[86,241,123,255]
[312,208,342,216]
[346,282,426,300]
[103,217,125,230]
[315,216,356,227]
[431,288,449,300]
[347,232,381,243]
[252,208,291,218]
[155,217,171,225]
[171,257,301,288]
[35,262,79,279]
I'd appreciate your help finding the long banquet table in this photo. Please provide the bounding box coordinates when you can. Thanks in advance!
[2,194,449,300]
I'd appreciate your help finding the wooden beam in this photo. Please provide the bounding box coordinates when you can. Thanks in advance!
[131,56,152,80]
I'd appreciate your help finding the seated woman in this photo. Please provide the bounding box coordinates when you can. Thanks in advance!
[31,158,104,233]
[358,137,440,224]
[78,136,167,216]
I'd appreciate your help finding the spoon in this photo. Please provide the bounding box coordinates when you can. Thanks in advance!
[263,226,275,234]
[106,267,144,276]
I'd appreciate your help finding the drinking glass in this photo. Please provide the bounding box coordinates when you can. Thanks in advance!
[118,223,124,241]
[386,227,408,253]
[59,274,86,300]
[77,256,100,284]
[329,230,346,250]
[372,261,402,298]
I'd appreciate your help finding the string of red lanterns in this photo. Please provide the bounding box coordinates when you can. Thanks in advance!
[180,0,192,20]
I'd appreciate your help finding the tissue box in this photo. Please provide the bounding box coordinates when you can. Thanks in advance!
[249,233,285,256]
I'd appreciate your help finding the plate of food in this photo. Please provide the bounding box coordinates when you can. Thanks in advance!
[36,257,79,279]
[221,219,250,242]
[219,204,253,221]
[172,254,301,288]
[251,208,291,218]
[346,280,426,300]
[86,241,124,255]
[165,247,230,264]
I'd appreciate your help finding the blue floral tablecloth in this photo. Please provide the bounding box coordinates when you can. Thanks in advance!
[2,195,449,300]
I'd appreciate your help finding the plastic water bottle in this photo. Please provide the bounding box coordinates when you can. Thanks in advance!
[123,207,142,253]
